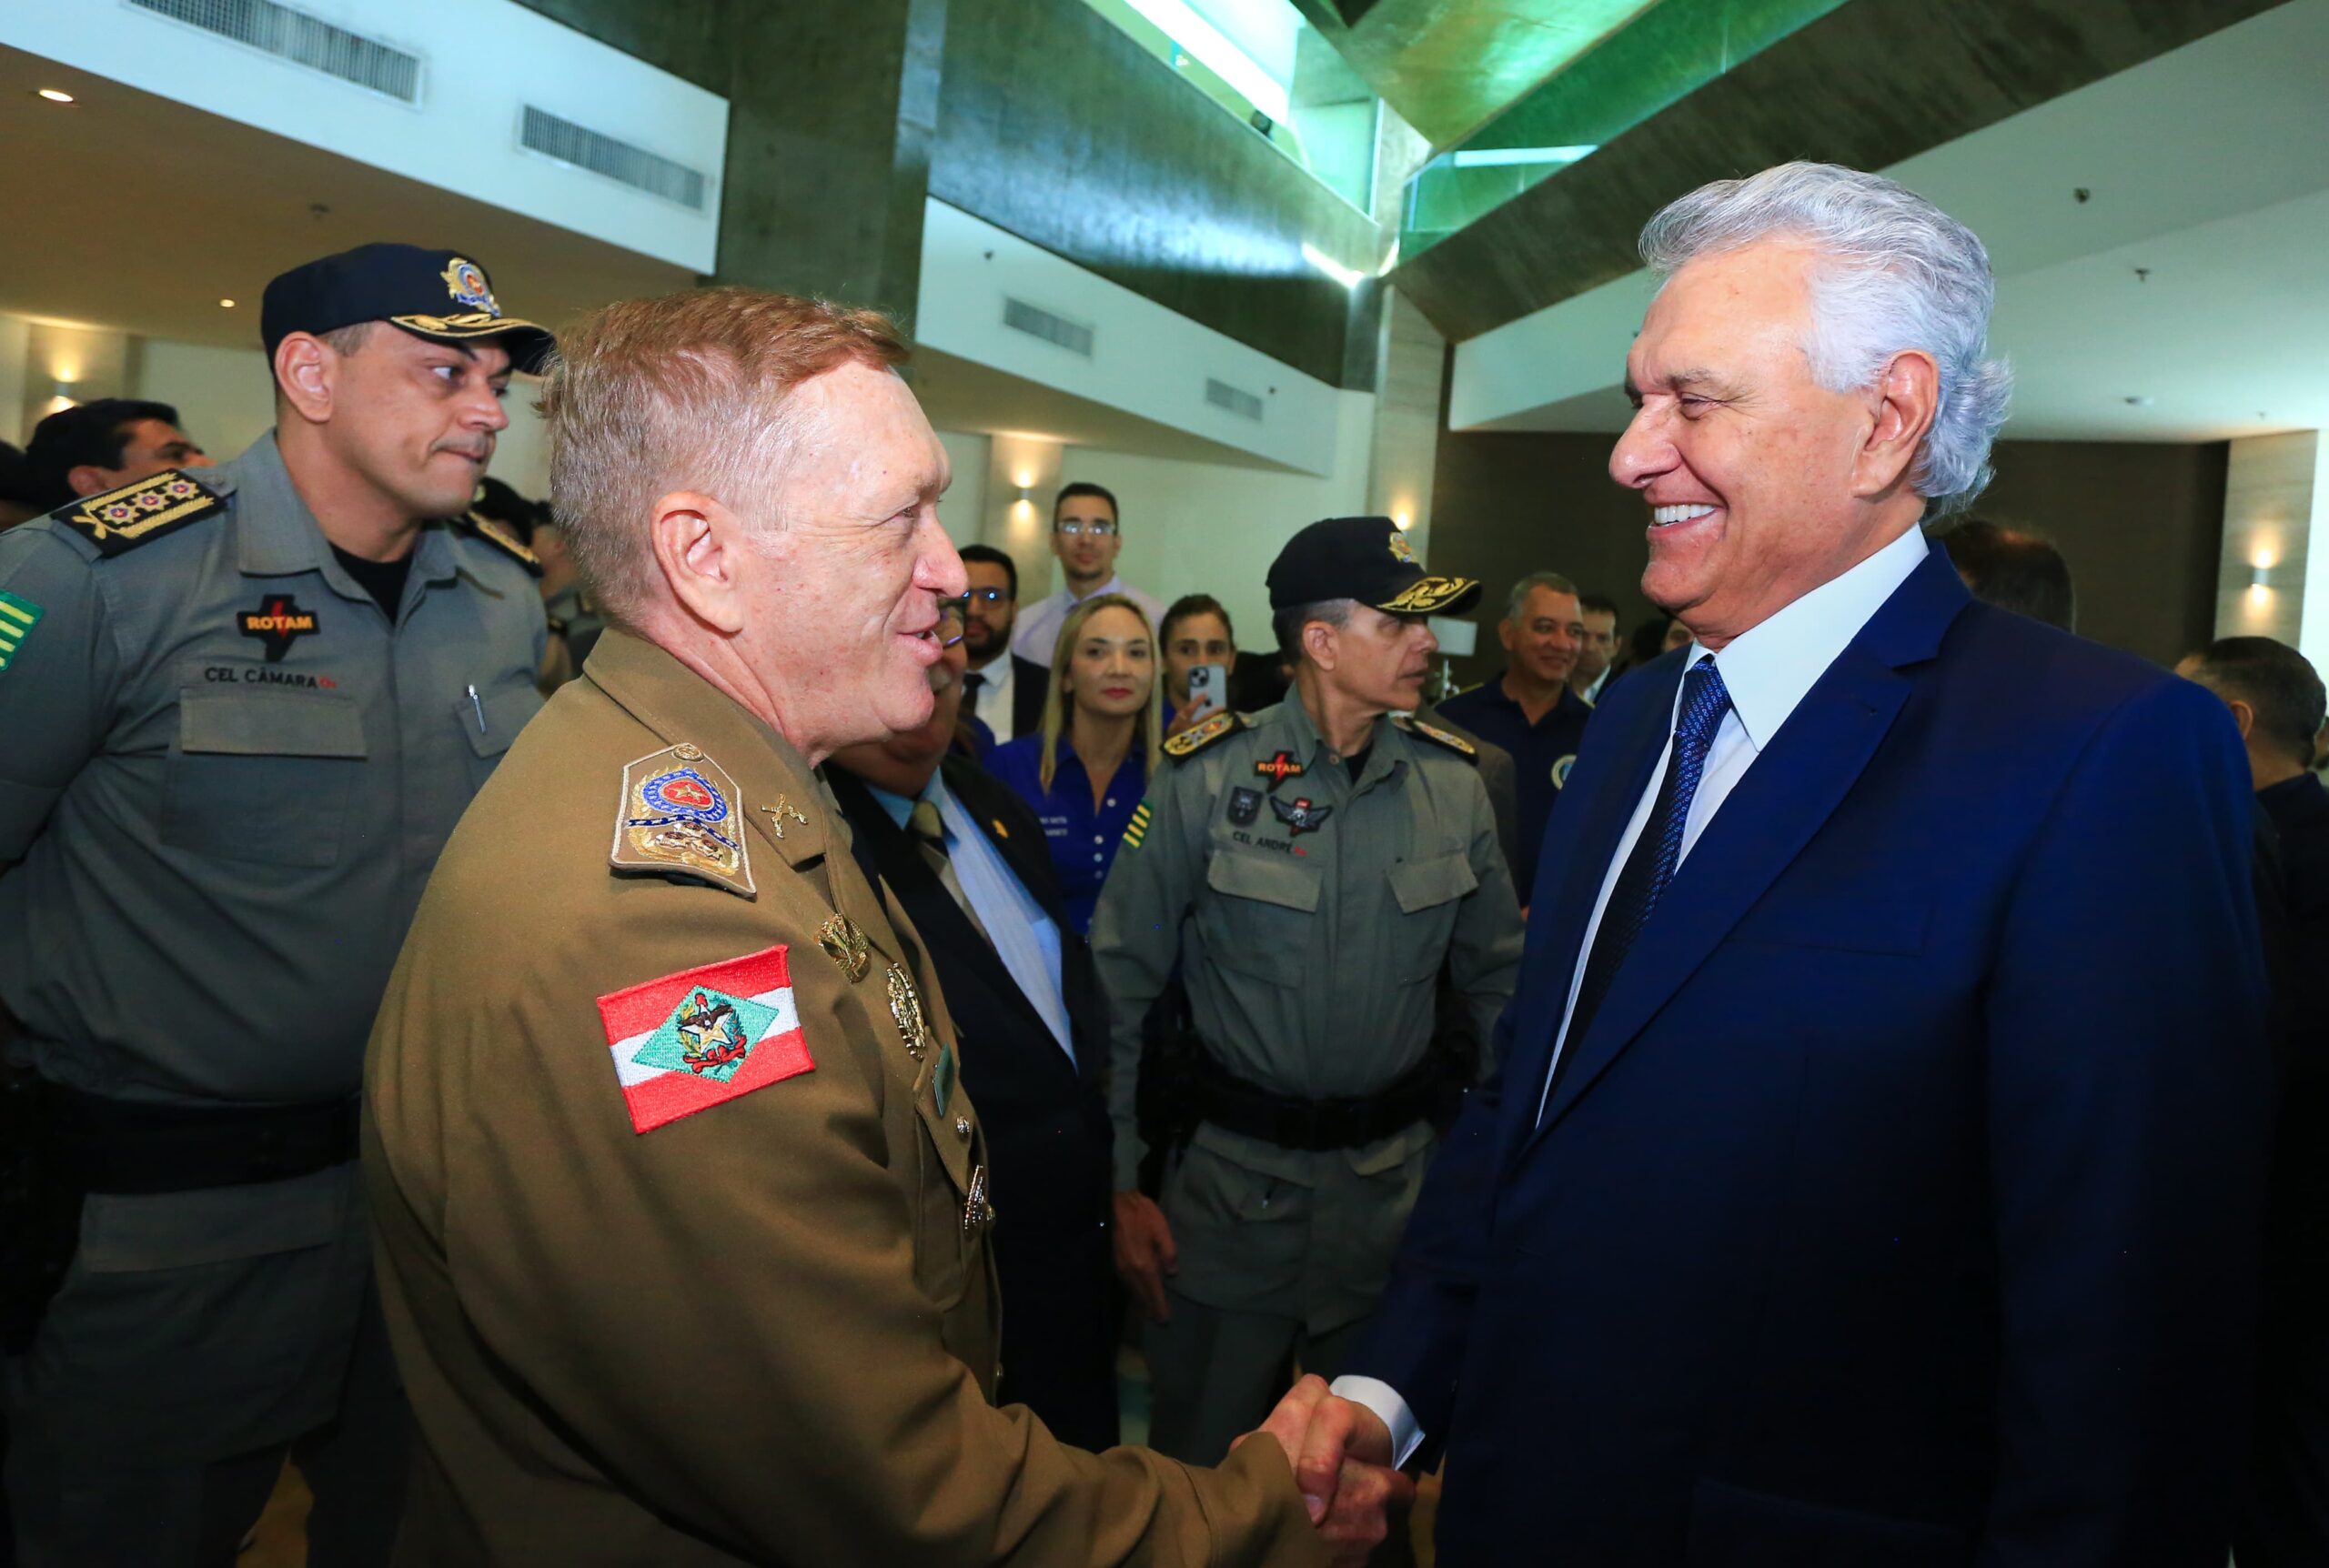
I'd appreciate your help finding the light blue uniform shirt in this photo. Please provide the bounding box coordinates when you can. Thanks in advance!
[867,772,1076,1062]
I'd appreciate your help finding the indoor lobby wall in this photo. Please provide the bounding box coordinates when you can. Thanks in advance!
[1427,428,2230,689]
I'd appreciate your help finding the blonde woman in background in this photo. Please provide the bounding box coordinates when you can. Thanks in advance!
[985,593,1161,935]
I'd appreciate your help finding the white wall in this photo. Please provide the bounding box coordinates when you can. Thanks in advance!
[129,334,552,499]
[935,428,990,547]
[1037,387,1405,647]
[7,0,726,272]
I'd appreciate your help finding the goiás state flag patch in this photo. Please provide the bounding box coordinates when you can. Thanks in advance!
[596,945,814,1133]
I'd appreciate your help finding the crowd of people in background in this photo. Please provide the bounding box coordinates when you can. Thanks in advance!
[4,165,2326,1568]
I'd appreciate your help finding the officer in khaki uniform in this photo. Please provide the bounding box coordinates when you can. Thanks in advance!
[1095,518,1524,1469]
[0,246,550,1564]
[363,287,1404,1565]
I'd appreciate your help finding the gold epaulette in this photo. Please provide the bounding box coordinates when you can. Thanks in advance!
[55,470,225,558]
[1396,714,1478,761]
[1163,710,1243,762]
[461,510,543,576]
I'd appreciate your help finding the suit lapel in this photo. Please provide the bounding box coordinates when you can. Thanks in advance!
[1493,658,1682,1167]
[1527,551,1969,1143]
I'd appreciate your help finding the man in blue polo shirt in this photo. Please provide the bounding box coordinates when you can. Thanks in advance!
[1434,571,1594,901]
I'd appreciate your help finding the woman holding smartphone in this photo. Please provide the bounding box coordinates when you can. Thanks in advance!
[985,594,1162,935]
[1159,594,1236,738]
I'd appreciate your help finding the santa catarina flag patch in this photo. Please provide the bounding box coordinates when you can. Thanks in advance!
[596,945,814,1133]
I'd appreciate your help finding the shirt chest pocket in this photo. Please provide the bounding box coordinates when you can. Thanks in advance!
[161,689,368,869]
[1386,850,1477,980]
[454,670,541,791]
[1200,852,1322,983]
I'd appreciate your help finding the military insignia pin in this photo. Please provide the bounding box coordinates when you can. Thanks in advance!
[1227,787,1261,827]
[962,1163,994,1237]
[1270,795,1334,837]
[818,914,872,981]
[441,256,500,316]
[1388,530,1417,564]
[761,795,810,839]
[595,945,814,1133]
[610,746,752,896]
[886,964,930,1060]
[1552,753,1577,790]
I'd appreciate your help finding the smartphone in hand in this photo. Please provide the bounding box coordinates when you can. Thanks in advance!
[1187,662,1228,715]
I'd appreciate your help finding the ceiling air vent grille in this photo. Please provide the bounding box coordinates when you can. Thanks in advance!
[1205,377,1265,423]
[126,0,422,104]
[1003,297,1095,358]
[519,106,709,211]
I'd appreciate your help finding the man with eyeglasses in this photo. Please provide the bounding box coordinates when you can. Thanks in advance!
[1010,483,1166,669]
[959,543,1048,740]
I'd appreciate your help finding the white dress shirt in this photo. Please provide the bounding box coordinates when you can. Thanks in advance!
[964,655,1017,739]
[1010,575,1167,668]
[1332,524,1931,1466]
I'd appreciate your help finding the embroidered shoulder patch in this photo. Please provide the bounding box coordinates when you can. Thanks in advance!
[1163,709,1242,761]
[0,591,43,676]
[610,744,754,897]
[1121,799,1154,851]
[597,945,814,1133]
[55,470,223,558]
[1397,715,1478,761]
[462,510,543,576]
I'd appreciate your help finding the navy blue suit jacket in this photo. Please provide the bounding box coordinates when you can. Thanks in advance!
[1358,549,2274,1566]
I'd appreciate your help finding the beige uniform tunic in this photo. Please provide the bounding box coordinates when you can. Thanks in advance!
[365,628,1325,1566]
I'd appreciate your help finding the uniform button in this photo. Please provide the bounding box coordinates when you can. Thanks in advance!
[1093,852,1103,862]
[1105,797,1116,807]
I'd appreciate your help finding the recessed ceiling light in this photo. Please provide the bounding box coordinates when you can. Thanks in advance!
[35,88,75,104]
[218,297,236,308]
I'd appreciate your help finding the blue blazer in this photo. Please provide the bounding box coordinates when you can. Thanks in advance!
[1358,548,2274,1566]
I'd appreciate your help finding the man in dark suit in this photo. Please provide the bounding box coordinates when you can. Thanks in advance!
[960,543,1050,743]
[826,614,1118,1450]
[1284,162,2272,1565]
[2179,635,2329,1568]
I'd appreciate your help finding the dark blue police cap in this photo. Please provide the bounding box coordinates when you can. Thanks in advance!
[1266,516,1480,617]
[262,244,554,373]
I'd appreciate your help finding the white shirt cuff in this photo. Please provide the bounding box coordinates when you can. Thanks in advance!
[1326,1375,1424,1469]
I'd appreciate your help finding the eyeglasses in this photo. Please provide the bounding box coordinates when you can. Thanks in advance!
[937,599,968,649]
[964,588,1011,605]
[1054,520,1119,538]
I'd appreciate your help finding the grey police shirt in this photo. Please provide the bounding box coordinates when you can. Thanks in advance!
[0,432,546,1104]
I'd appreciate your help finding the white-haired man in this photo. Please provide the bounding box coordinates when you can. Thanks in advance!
[361,287,1406,1565]
[1283,163,2272,1565]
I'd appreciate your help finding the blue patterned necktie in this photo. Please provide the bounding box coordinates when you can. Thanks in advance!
[1550,658,1734,1098]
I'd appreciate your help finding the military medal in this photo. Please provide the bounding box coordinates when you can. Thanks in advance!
[818,914,872,981]
[886,964,929,1060]
[962,1163,993,1236]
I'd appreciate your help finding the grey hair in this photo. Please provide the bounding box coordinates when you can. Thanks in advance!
[1273,598,1356,663]
[1506,571,1578,624]
[1639,162,2012,518]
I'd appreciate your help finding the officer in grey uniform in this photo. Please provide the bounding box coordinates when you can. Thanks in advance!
[1094,516,1524,1468]
[0,243,551,1566]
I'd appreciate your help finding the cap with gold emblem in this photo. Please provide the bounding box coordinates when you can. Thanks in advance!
[261,243,555,372]
[1265,515,1480,618]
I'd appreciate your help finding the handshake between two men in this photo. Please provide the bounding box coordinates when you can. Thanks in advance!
[1238,1376,1410,1565]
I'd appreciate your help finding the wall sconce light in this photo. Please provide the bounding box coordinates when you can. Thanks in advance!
[2253,563,2275,590]
[45,378,78,416]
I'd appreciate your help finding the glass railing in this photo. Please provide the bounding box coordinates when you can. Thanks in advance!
[1401,0,1851,257]
[1082,0,1383,217]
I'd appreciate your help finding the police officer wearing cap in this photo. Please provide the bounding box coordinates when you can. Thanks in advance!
[0,243,551,1564]
[1094,517,1524,1470]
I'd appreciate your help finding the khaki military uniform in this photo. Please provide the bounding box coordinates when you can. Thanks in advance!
[1092,699,1522,1464]
[0,435,547,1564]
[364,628,1325,1566]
